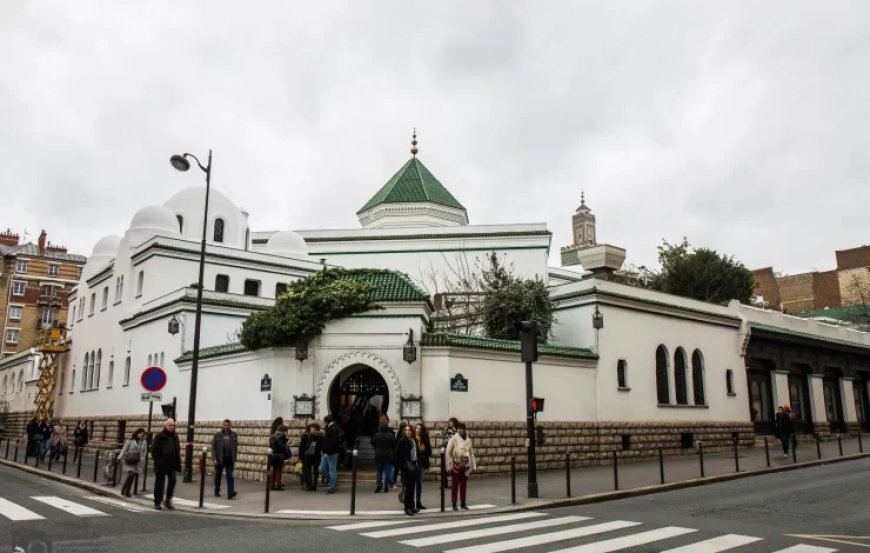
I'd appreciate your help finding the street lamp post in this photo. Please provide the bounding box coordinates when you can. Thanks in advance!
[170,149,212,483]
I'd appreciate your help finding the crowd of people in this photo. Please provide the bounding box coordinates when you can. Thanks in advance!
[25,417,89,462]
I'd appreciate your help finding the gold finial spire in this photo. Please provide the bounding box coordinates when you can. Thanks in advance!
[411,128,418,156]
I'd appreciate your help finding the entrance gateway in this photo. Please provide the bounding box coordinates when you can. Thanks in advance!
[328,364,389,439]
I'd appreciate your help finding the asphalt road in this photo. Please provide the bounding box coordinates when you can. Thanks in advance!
[1,458,868,553]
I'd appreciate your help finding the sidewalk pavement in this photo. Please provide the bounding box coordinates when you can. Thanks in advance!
[1,435,866,520]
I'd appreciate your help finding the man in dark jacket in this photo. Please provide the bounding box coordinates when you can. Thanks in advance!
[371,418,395,493]
[211,419,238,499]
[321,415,342,494]
[26,418,39,457]
[151,418,181,510]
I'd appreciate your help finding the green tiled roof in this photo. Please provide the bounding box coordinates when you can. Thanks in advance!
[341,269,430,303]
[750,323,870,351]
[421,333,598,360]
[175,342,249,363]
[358,157,465,213]
[795,305,866,321]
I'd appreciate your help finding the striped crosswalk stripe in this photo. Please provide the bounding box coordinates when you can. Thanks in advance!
[443,520,642,553]
[545,526,698,553]
[361,512,545,538]
[770,546,838,553]
[0,497,44,521]
[660,534,763,553]
[31,496,108,517]
[399,515,592,547]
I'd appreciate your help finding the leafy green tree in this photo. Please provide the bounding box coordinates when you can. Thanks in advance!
[480,253,554,342]
[240,269,377,350]
[651,238,754,304]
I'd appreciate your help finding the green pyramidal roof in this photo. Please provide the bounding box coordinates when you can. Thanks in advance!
[358,157,465,213]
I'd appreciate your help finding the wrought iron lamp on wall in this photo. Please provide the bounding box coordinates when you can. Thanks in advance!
[403,329,417,364]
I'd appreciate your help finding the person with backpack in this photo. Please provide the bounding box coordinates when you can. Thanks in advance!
[440,417,459,489]
[211,419,238,499]
[299,423,323,491]
[371,416,395,493]
[269,425,290,491]
[118,428,147,498]
[26,417,39,457]
[321,415,342,494]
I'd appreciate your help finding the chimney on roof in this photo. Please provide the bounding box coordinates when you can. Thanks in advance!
[46,241,68,253]
[38,230,47,254]
[0,228,19,247]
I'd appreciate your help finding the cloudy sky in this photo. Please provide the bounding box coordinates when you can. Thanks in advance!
[1,1,867,275]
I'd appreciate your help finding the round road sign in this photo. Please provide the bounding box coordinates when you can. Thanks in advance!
[141,366,167,392]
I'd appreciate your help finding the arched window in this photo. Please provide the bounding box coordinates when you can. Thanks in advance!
[617,359,628,389]
[137,271,144,297]
[159,352,164,367]
[177,215,184,233]
[2,374,6,395]
[674,347,688,405]
[114,277,121,303]
[58,371,65,395]
[124,356,131,386]
[82,353,89,390]
[107,360,114,388]
[88,350,96,389]
[18,370,24,392]
[692,349,705,405]
[147,354,153,367]
[213,218,225,243]
[119,275,124,301]
[656,345,670,404]
[94,350,102,388]
[726,369,735,395]
[70,369,75,393]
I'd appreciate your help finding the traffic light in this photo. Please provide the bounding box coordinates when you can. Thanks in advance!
[515,320,538,363]
[528,397,545,413]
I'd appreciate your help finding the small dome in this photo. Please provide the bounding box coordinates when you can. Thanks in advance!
[130,205,180,234]
[91,235,122,257]
[164,187,247,249]
[264,231,309,258]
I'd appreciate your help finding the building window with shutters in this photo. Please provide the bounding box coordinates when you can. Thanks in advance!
[656,345,670,404]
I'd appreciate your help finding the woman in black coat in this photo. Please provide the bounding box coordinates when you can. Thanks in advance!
[299,423,323,491]
[413,423,432,510]
[394,425,419,516]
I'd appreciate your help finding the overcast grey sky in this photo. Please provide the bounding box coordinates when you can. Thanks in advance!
[2,1,867,275]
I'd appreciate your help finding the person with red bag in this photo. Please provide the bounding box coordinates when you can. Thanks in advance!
[445,422,476,511]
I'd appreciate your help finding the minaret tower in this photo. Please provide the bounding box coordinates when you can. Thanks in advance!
[571,191,596,247]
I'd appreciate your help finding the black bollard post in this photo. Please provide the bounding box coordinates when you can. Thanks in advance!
[76,446,84,478]
[815,434,821,460]
[133,474,139,495]
[613,451,619,490]
[198,448,207,509]
[659,448,665,484]
[111,451,119,487]
[837,434,843,456]
[35,446,41,468]
[859,431,864,453]
[698,442,705,477]
[510,455,517,505]
[93,450,101,483]
[350,448,359,516]
[62,448,68,475]
[4,437,9,459]
[264,449,272,514]
[47,449,54,472]
[565,451,572,498]
[24,443,29,465]
[440,448,446,513]
[14,441,20,463]
[764,437,770,467]
[733,437,740,473]
[792,440,797,463]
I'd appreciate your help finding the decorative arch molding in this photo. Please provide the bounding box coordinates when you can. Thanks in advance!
[314,351,403,420]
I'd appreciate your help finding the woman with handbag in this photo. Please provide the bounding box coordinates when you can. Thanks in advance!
[49,421,68,462]
[446,422,476,511]
[299,423,323,491]
[394,424,419,516]
[118,428,147,498]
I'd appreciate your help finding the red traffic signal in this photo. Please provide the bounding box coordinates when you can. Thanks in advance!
[528,397,545,413]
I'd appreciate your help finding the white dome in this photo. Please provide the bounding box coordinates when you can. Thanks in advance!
[164,187,248,249]
[264,231,309,258]
[91,235,122,257]
[130,205,181,234]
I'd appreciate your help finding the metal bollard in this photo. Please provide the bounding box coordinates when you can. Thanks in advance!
[198,447,207,509]
[792,440,797,463]
[859,431,864,453]
[837,434,843,456]
[815,434,821,460]
[732,437,740,472]
[111,451,119,487]
[440,447,446,513]
[76,446,84,478]
[4,437,9,460]
[134,474,139,495]
[62,449,68,475]
[613,451,619,490]
[24,443,30,465]
[764,437,770,467]
[47,450,54,472]
[14,441,20,463]
[264,448,272,514]
[698,441,705,477]
[35,446,41,468]
[565,451,572,498]
[142,441,150,492]
[659,448,665,484]
[510,455,517,505]
[93,450,101,483]
[350,448,359,515]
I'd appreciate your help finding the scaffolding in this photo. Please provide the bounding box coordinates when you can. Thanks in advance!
[33,326,69,421]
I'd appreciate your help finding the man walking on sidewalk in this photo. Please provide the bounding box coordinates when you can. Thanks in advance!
[151,418,181,511]
[321,415,342,494]
[212,419,238,499]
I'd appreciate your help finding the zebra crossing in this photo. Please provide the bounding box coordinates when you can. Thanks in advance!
[327,512,839,553]
[0,495,132,521]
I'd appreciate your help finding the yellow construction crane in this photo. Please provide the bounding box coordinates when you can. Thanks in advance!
[33,326,69,421]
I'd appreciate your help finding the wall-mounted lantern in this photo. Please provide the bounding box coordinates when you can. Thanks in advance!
[592,306,604,329]
[403,329,417,364]
[167,314,181,336]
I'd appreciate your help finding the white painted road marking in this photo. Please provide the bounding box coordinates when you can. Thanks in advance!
[660,534,763,553]
[286,503,496,516]
[444,520,642,553]
[83,495,148,513]
[361,512,546,538]
[547,526,698,553]
[770,546,839,553]
[31,496,108,517]
[398,515,592,547]
[327,519,410,531]
[0,497,44,521]
[170,497,230,509]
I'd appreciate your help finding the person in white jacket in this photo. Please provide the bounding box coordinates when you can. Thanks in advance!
[445,422,476,510]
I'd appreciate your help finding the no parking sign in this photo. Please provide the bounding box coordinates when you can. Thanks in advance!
[141,366,167,392]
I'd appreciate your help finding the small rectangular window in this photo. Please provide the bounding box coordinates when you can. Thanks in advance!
[275,283,288,297]
[244,279,260,297]
[89,293,96,315]
[41,307,54,326]
[15,260,28,273]
[5,329,20,344]
[12,280,26,296]
[8,306,22,321]
[215,274,230,293]
[48,264,60,276]
[617,359,627,388]
[726,369,735,395]
[621,435,631,450]
[101,286,109,309]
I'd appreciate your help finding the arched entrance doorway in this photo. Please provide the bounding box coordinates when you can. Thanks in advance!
[328,365,389,440]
